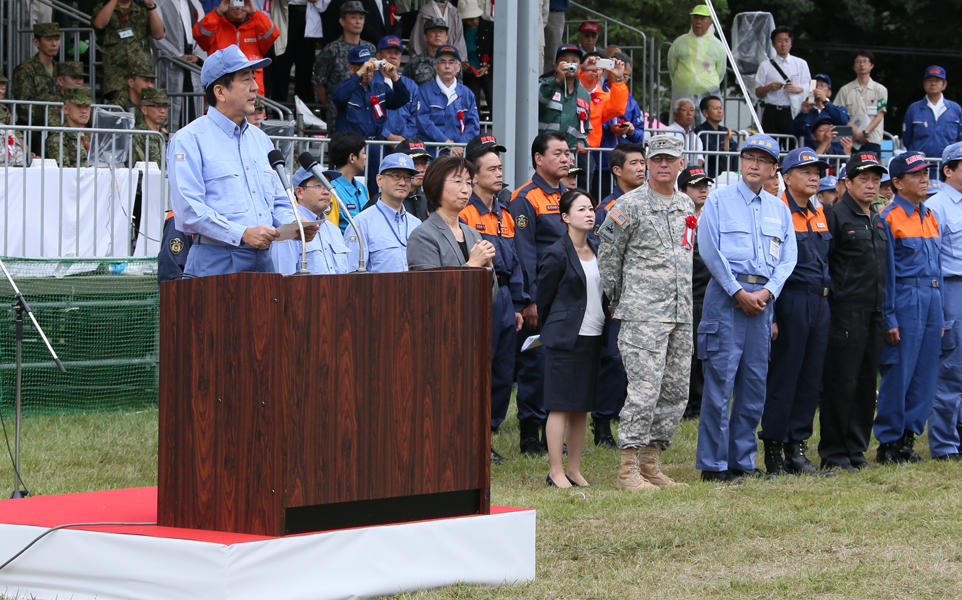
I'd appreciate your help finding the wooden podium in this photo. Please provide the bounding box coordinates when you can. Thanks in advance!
[157,269,492,536]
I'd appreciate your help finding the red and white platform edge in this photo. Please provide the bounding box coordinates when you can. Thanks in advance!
[0,488,536,600]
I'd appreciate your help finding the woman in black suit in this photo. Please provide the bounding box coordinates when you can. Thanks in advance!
[537,188,610,488]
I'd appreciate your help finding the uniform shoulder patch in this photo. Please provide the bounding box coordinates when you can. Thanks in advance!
[610,208,627,226]
[597,219,616,242]
[169,237,184,255]
[516,214,529,230]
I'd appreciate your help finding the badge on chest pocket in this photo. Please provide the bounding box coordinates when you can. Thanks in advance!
[770,238,781,261]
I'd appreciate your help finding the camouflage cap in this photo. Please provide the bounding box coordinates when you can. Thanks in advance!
[647,134,684,158]
[0,73,7,83]
[423,16,449,31]
[141,88,169,105]
[33,22,60,37]
[340,0,367,15]
[253,95,265,111]
[63,87,92,106]
[128,56,157,79]
[56,61,87,78]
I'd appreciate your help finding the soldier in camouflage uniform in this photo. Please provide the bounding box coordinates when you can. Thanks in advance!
[311,1,376,128]
[91,0,164,105]
[46,61,87,126]
[117,55,156,128]
[45,87,93,167]
[132,87,167,164]
[597,135,695,492]
[0,73,26,165]
[12,23,61,128]
[402,17,463,87]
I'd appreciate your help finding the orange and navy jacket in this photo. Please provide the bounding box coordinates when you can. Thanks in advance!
[781,191,831,290]
[509,173,568,301]
[579,79,629,148]
[880,194,944,330]
[589,184,624,244]
[459,194,529,311]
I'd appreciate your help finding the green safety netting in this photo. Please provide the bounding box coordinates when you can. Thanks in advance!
[0,257,159,415]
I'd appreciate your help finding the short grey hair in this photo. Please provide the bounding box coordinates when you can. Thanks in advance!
[672,97,695,115]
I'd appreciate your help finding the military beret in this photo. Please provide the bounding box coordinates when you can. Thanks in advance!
[340,0,367,15]
[63,87,93,106]
[56,61,87,78]
[141,88,169,105]
[647,135,684,158]
[33,22,60,37]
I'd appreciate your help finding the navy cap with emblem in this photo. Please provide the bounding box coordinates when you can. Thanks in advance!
[348,45,374,64]
[678,166,714,189]
[435,45,460,60]
[395,137,433,160]
[555,44,583,62]
[845,152,887,178]
[377,35,403,52]
[889,151,929,177]
[813,73,832,89]
[465,134,507,158]
[924,65,947,81]
[781,147,829,173]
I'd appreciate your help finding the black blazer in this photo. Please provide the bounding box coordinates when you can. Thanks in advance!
[536,235,611,351]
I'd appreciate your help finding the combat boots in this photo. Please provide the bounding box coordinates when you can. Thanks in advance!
[592,417,617,448]
[637,445,688,488]
[616,448,658,492]
[763,439,789,476]
[784,441,835,477]
[898,431,924,463]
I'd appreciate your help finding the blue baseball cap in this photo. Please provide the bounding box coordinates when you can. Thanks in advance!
[813,73,832,88]
[741,134,780,161]
[379,152,419,174]
[837,163,847,180]
[201,45,271,89]
[928,179,944,195]
[436,45,460,60]
[348,45,374,64]
[818,176,837,193]
[781,147,829,173]
[925,65,947,80]
[888,151,929,177]
[377,35,403,52]
[292,167,342,189]
[881,173,891,183]
[942,141,962,164]
[555,44,583,62]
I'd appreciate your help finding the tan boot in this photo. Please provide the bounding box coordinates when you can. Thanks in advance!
[638,445,688,488]
[616,448,659,492]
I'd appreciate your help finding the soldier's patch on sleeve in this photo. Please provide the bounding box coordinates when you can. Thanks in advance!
[610,209,627,226]
[597,219,616,243]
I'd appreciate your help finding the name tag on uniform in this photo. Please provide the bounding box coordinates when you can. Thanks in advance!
[244,38,256,43]
[816,222,826,228]
[770,238,781,261]
[552,92,561,102]
[118,28,134,39]
[867,106,878,116]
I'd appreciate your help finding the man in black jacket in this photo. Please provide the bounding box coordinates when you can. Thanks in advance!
[818,153,888,471]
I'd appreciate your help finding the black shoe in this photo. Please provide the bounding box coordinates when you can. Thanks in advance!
[784,441,835,476]
[731,467,776,480]
[519,419,545,456]
[491,450,507,464]
[592,417,617,448]
[821,460,859,473]
[565,474,591,487]
[877,441,907,465]
[546,474,559,487]
[701,470,745,484]
[933,453,962,461]
[763,439,789,476]
[898,432,925,463]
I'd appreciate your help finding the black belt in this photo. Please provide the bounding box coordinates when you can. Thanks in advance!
[761,102,790,110]
[196,235,256,250]
[946,275,962,282]
[497,273,510,288]
[897,276,940,288]
[784,282,830,297]
[735,273,769,285]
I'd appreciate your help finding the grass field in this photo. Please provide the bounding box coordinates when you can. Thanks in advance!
[2,405,961,600]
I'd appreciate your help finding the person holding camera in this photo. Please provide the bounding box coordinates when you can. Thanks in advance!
[192,0,278,94]
[538,44,591,154]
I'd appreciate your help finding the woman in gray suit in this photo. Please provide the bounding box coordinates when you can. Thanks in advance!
[407,155,497,273]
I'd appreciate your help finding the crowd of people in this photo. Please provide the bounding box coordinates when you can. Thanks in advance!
[4,1,962,490]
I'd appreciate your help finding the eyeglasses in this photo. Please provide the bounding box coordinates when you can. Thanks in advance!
[445,178,475,188]
[854,59,872,65]
[741,155,776,166]
[382,172,415,182]
[302,184,326,190]
[648,155,680,164]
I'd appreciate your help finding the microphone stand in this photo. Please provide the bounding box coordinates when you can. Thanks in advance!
[329,187,367,273]
[0,258,66,499]
[287,191,310,275]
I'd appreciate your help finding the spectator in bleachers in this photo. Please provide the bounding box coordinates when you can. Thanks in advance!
[597,53,644,200]
[879,172,894,201]
[791,74,850,150]
[247,95,267,126]
[415,45,480,157]
[410,0,466,60]
[694,95,737,177]
[45,62,86,125]
[667,5,726,121]
[807,117,850,159]
[576,21,598,55]
[461,2,493,113]
[331,46,409,136]
[402,17,450,86]
[755,26,810,138]
[45,87,93,168]
[902,66,962,160]
[325,0,401,47]
[816,176,838,207]
[312,2,376,126]
[835,51,887,156]
[193,0,278,94]
[132,87,169,163]
[269,0,326,103]
[538,44,589,152]
[120,55,158,127]
[374,36,419,142]
[92,0,165,106]
[329,131,369,232]
[578,52,627,198]
[663,97,705,167]
[543,0,567,67]
[12,23,62,128]
[152,0,205,127]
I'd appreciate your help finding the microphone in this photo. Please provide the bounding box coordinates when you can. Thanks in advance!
[297,151,367,273]
[268,150,309,274]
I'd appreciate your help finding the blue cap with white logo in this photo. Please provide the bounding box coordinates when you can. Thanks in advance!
[781,147,829,173]
[818,176,837,193]
[379,152,419,174]
[348,45,374,64]
[889,151,930,177]
[201,45,271,89]
[741,134,780,161]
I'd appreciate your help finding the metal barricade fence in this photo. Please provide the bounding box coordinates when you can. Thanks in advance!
[1,124,167,259]
[0,99,125,131]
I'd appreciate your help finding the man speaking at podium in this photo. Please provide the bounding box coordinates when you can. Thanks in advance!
[168,45,319,277]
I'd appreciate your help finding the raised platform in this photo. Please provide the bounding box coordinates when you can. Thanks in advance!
[0,488,536,600]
